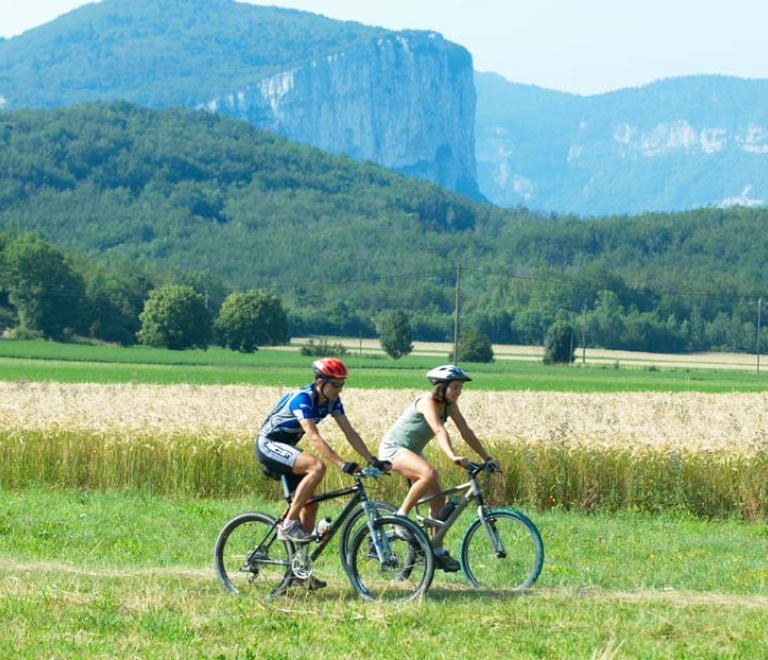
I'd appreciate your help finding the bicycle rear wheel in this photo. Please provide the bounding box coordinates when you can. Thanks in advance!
[214,512,291,597]
[338,501,398,576]
[347,515,434,602]
[459,508,543,591]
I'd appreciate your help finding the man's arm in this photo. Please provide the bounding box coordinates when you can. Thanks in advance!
[298,418,345,468]
[333,414,375,463]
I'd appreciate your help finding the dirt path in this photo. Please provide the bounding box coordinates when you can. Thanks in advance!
[4,559,768,610]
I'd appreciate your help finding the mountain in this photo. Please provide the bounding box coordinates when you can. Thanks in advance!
[0,0,478,197]
[475,72,768,215]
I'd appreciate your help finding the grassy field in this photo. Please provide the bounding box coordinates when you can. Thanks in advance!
[1,488,767,659]
[2,338,768,658]
[1,338,767,392]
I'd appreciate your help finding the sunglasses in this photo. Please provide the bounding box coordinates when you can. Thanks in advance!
[326,380,346,389]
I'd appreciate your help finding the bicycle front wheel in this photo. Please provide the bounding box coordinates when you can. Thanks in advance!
[347,515,434,602]
[214,512,291,597]
[338,501,398,576]
[459,508,544,591]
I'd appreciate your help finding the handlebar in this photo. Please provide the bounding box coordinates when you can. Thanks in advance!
[355,466,389,480]
[467,461,501,476]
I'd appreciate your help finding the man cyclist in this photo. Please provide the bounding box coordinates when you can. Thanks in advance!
[256,358,390,553]
[378,365,500,572]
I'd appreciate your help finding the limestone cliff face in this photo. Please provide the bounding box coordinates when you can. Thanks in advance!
[476,72,768,215]
[202,32,479,197]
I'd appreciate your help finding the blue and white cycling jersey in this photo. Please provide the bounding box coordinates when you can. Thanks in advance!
[258,383,345,446]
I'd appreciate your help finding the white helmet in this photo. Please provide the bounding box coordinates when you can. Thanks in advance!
[426,365,472,384]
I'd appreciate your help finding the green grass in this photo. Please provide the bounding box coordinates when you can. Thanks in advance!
[1,339,767,391]
[2,488,767,659]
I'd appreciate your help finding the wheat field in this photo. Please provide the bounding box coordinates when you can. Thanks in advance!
[2,381,767,453]
[1,381,767,516]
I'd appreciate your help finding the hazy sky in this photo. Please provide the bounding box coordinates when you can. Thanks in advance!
[4,0,768,95]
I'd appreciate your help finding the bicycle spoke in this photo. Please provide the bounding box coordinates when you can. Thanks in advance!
[347,516,434,602]
[459,509,543,590]
[338,501,398,576]
[214,512,291,597]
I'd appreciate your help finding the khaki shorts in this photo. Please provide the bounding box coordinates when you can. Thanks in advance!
[378,435,426,463]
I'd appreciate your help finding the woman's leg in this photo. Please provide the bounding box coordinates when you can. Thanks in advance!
[391,450,445,520]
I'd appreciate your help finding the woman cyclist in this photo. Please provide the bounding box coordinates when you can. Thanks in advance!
[378,365,499,572]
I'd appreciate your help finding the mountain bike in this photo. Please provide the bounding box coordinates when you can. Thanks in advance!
[214,466,434,602]
[409,461,544,591]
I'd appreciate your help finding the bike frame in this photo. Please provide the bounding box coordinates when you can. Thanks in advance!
[278,467,388,563]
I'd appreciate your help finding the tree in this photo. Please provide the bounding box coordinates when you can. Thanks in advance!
[83,262,155,345]
[378,310,413,359]
[1,233,85,338]
[137,284,211,350]
[543,320,575,365]
[455,327,494,363]
[215,289,289,353]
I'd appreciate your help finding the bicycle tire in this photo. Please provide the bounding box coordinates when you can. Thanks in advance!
[347,515,434,602]
[338,500,398,576]
[214,512,291,597]
[459,508,544,591]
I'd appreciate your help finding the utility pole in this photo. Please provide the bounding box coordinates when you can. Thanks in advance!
[453,264,462,363]
[582,299,587,365]
[758,298,762,374]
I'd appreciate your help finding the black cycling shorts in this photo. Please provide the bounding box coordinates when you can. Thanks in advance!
[255,436,305,492]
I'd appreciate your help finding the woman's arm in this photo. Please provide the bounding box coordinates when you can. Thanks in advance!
[418,397,467,466]
[450,403,497,465]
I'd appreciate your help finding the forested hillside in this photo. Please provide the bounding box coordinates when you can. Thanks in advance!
[0,0,384,108]
[2,102,768,353]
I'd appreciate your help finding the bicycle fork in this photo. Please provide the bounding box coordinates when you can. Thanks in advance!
[361,500,396,566]
[479,508,507,559]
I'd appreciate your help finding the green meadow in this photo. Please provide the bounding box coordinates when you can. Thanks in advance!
[1,488,767,659]
[2,338,768,658]
[1,338,767,392]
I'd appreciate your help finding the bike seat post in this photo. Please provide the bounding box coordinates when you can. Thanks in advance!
[280,475,292,503]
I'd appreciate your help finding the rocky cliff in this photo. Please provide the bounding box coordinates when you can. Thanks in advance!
[201,32,479,198]
[0,0,480,199]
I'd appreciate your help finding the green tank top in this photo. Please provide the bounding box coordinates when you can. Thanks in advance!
[386,394,451,454]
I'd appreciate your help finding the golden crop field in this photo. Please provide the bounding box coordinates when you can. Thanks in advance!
[1,381,766,517]
[2,381,768,454]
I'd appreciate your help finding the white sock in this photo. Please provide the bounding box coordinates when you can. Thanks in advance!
[396,509,408,517]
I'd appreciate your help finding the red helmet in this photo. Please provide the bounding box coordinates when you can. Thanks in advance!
[312,358,348,380]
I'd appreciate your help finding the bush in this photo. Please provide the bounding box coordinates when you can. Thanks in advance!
[215,290,289,353]
[136,284,212,350]
[378,310,413,360]
[299,338,348,357]
[544,320,575,365]
[454,327,494,363]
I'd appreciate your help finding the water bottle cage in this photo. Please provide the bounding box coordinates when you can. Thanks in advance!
[436,497,458,521]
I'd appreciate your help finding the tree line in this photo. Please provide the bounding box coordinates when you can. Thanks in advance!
[0,231,288,351]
